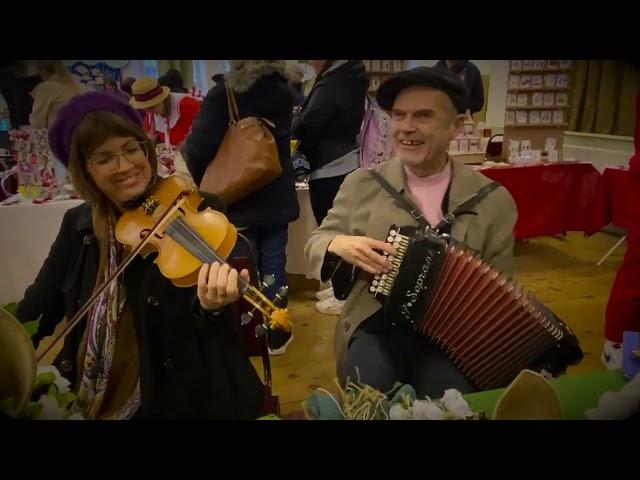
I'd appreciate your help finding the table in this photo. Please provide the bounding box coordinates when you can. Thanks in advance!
[0,199,84,306]
[478,162,602,239]
[464,369,626,419]
[286,187,317,277]
[588,167,638,234]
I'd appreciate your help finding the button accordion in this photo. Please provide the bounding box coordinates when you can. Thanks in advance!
[367,225,583,391]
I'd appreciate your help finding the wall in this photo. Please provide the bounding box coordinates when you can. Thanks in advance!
[204,60,229,90]
[408,60,634,168]
[408,60,508,129]
[121,60,144,79]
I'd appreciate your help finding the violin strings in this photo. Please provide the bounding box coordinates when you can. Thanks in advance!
[168,216,256,295]
[170,218,269,310]
[165,221,210,263]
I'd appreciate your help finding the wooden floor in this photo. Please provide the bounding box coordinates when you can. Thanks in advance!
[261,232,626,415]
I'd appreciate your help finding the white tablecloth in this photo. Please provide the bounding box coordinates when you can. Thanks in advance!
[0,199,84,306]
[0,179,316,306]
[286,188,318,278]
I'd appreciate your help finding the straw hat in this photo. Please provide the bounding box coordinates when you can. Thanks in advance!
[129,77,170,109]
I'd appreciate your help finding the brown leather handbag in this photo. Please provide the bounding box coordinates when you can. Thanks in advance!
[199,81,282,205]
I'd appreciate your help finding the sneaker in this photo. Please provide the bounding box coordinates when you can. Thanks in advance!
[315,286,334,302]
[315,296,345,315]
[268,333,294,356]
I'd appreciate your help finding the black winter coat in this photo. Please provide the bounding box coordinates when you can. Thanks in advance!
[184,67,299,228]
[293,61,369,172]
[17,200,263,420]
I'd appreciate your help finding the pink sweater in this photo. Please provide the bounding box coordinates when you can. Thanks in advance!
[403,161,452,227]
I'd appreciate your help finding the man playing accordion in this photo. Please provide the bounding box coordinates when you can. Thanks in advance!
[305,67,522,398]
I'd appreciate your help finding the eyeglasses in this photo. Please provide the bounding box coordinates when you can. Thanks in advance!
[88,141,148,174]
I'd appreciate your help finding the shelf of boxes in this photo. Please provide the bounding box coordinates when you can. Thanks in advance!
[364,60,406,92]
[503,61,574,161]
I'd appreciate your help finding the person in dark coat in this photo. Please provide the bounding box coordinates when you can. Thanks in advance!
[161,68,189,94]
[292,60,369,315]
[183,60,299,355]
[0,68,41,128]
[293,60,369,225]
[16,91,264,420]
[435,60,484,114]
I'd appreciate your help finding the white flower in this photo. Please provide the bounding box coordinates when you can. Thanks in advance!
[389,404,412,420]
[440,389,474,420]
[36,365,71,393]
[411,400,445,420]
[34,395,66,420]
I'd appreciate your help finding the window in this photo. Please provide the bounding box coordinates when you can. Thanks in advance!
[143,60,159,78]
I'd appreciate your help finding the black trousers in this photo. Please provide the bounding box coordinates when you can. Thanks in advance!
[308,174,348,226]
[341,310,476,399]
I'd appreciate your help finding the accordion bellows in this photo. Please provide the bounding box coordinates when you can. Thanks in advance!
[370,226,583,391]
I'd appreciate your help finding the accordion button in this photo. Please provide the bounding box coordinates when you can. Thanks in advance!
[390,230,397,236]
[389,255,395,262]
[387,236,394,242]
[369,286,376,292]
[372,280,378,286]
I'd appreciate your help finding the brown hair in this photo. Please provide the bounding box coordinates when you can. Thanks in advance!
[67,111,157,205]
[36,60,83,93]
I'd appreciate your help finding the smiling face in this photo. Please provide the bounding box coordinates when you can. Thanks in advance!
[390,85,464,173]
[86,136,153,206]
[67,111,157,208]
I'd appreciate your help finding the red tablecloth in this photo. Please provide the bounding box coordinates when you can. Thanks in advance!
[588,167,640,343]
[478,162,602,239]
[587,167,639,235]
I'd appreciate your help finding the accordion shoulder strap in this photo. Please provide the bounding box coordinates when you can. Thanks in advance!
[435,181,501,230]
[368,169,429,228]
[368,168,502,231]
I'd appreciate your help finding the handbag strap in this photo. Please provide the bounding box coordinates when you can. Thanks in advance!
[222,80,275,129]
[223,80,240,124]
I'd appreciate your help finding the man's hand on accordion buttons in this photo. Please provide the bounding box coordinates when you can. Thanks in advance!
[328,235,397,275]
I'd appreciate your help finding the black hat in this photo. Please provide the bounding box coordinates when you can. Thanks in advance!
[211,73,225,84]
[376,66,469,114]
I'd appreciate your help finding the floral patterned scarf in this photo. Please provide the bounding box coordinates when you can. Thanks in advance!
[74,205,141,420]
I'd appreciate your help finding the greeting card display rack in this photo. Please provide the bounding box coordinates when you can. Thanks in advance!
[363,60,407,93]
[503,60,573,162]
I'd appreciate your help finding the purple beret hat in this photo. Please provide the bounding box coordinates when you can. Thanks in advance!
[48,91,143,166]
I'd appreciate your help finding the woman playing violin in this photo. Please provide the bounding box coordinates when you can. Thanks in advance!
[16,91,264,419]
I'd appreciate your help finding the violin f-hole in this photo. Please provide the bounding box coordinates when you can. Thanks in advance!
[139,228,164,240]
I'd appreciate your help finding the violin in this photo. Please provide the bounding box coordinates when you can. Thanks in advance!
[36,175,292,363]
